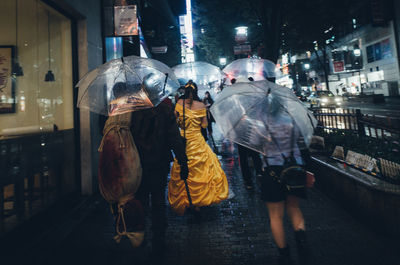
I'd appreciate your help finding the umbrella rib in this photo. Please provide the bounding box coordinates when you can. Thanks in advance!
[228,94,264,135]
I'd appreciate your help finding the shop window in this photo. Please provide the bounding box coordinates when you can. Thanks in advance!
[366,38,392,63]
[0,0,76,234]
[0,0,73,135]
[367,45,374,63]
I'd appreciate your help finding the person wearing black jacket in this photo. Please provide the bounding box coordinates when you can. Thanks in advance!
[130,98,188,257]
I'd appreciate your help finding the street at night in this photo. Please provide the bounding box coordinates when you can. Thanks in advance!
[3,137,400,265]
[1,1,400,265]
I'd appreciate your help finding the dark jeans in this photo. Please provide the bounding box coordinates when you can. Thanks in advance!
[237,144,263,185]
[135,164,169,241]
[201,121,214,141]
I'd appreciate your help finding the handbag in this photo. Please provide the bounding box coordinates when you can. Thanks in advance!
[306,171,315,188]
[265,125,307,190]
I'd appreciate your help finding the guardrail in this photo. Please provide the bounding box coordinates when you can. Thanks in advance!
[312,107,400,139]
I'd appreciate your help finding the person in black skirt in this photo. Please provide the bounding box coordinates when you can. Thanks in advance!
[261,125,311,265]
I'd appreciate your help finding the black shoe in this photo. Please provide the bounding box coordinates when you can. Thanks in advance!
[295,230,309,265]
[278,246,293,265]
[244,180,253,190]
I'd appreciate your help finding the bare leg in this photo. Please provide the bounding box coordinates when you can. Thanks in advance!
[266,201,286,248]
[286,195,305,231]
[287,195,308,265]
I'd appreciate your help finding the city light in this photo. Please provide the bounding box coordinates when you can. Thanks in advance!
[353,44,361,56]
[235,26,248,36]
[219,57,227,66]
[304,63,310,70]
[179,0,195,63]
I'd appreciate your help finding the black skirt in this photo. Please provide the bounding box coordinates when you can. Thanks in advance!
[260,171,307,202]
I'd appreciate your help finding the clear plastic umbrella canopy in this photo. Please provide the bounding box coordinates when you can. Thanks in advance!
[76,55,180,116]
[172,61,224,97]
[210,80,317,157]
[223,58,277,84]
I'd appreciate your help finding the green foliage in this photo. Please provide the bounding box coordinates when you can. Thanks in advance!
[192,0,283,64]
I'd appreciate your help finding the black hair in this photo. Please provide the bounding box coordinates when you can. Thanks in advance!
[204,91,214,104]
[231,78,237,84]
[112,82,128,98]
[182,81,201,106]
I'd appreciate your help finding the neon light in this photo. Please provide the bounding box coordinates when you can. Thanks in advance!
[180,0,194,62]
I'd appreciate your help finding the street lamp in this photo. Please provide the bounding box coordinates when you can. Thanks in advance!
[219,57,227,66]
[304,63,310,70]
[235,26,248,36]
[353,44,361,57]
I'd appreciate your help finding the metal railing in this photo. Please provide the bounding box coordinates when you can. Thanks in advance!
[312,107,400,139]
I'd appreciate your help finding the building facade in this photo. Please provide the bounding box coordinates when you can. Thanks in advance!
[328,21,400,96]
[0,0,103,235]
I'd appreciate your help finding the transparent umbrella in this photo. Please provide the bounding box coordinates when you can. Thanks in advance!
[210,80,317,157]
[172,61,224,97]
[76,55,180,116]
[223,58,277,84]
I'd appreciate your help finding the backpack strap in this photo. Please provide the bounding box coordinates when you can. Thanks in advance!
[98,112,133,152]
[112,195,144,246]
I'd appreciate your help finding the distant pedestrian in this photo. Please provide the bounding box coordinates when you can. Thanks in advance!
[236,76,263,189]
[201,91,217,151]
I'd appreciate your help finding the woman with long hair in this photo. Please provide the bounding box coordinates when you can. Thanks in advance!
[168,81,229,215]
[201,91,218,152]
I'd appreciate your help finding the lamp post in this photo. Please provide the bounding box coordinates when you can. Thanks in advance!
[235,26,248,36]
[353,44,362,94]
[219,57,227,66]
[234,26,249,59]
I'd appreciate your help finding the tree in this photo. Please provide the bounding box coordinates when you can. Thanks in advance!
[192,0,285,65]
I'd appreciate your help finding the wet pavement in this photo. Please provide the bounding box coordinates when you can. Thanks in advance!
[5,136,400,265]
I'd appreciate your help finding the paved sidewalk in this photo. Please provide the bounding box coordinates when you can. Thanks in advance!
[10,139,400,265]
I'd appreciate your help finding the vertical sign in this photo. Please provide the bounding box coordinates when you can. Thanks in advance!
[114,5,138,36]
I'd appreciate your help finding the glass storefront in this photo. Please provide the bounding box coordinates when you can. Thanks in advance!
[0,0,77,234]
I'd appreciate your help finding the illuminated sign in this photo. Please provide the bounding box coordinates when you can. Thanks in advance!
[114,5,138,36]
[367,70,384,82]
[179,0,195,63]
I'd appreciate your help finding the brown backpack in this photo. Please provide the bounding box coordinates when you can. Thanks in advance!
[98,112,144,247]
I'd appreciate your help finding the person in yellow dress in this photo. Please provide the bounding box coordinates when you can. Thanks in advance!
[168,82,229,215]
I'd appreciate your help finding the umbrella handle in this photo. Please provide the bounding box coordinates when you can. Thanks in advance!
[162,73,169,94]
[183,179,193,208]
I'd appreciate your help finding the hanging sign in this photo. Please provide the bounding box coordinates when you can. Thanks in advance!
[234,45,251,55]
[114,5,138,36]
[333,61,344,73]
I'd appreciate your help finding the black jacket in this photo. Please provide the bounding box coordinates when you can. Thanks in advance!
[130,101,187,170]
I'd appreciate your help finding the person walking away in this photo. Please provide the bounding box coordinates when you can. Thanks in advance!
[261,121,311,265]
[237,145,263,189]
[231,78,263,189]
[202,91,218,152]
[168,82,229,215]
[130,97,188,258]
